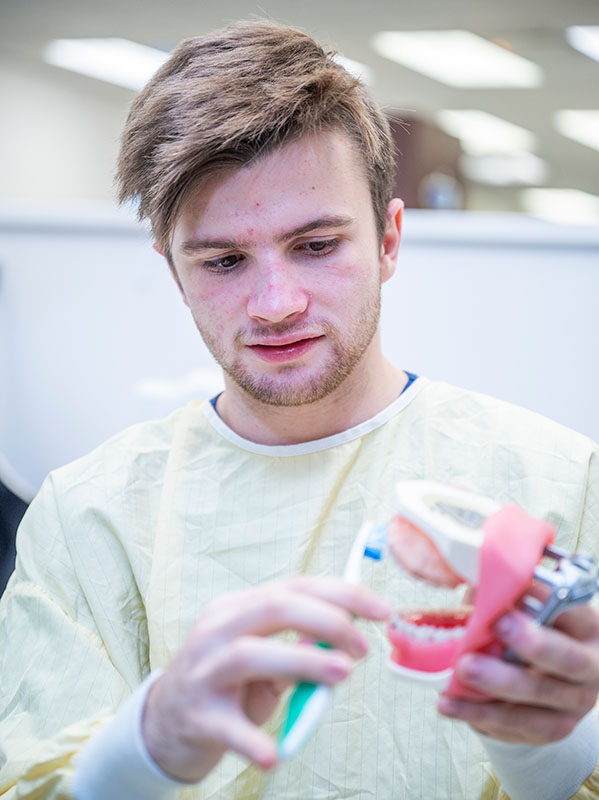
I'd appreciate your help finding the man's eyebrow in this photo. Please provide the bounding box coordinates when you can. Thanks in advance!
[179,215,356,256]
[180,238,238,255]
[279,215,356,242]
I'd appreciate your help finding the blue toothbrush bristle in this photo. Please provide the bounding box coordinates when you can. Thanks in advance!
[363,524,387,560]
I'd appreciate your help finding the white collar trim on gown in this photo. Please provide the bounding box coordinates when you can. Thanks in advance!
[200,376,428,457]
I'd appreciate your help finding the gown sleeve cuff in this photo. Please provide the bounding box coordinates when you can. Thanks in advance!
[478,709,599,800]
[72,670,189,800]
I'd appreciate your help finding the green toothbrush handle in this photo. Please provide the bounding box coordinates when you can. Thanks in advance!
[277,642,332,759]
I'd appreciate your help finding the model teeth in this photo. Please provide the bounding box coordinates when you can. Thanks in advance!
[391,614,466,642]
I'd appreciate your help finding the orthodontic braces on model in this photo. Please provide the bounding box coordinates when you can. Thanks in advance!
[278,480,599,759]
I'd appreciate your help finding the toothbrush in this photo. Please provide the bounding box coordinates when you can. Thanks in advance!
[277,520,386,760]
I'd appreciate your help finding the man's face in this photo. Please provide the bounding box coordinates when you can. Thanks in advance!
[169,131,399,407]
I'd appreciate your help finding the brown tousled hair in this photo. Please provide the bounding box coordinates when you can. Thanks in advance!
[116,20,395,255]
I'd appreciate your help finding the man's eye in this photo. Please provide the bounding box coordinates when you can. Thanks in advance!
[205,254,244,271]
[298,239,339,256]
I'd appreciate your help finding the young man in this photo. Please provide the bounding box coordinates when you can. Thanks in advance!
[1,20,598,800]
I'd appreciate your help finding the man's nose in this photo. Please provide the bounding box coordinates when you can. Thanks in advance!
[246,261,309,324]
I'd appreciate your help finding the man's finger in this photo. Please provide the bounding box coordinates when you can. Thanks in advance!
[288,575,391,619]
[208,636,353,688]
[195,581,388,657]
[552,603,599,641]
[209,710,278,769]
[437,696,579,745]
[454,653,597,714]
[494,611,599,683]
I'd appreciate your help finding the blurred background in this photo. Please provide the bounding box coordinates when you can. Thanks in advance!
[1,1,598,590]
[1,0,598,216]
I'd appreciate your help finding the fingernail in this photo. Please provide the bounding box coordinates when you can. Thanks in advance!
[329,655,352,678]
[354,635,369,657]
[495,614,516,640]
[370,598,392,618]
[438,696,459,717]
[458,654,481,683]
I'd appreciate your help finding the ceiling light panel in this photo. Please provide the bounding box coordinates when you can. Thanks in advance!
[554,110,599,152]
[43,38,169,90]
[371,30,543,88]
[460,152,549,185]
[566,26,599,63]
[521,188,599,225]
[436,110,536,155]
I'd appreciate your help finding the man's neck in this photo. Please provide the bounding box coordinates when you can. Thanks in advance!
[215,354,408,446]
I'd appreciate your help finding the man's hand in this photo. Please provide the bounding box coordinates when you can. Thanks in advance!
[438,604,599,743]
[142,576,390,783]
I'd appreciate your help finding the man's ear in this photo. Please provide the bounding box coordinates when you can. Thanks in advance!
[379,198,403,284]
[153,242,189,307]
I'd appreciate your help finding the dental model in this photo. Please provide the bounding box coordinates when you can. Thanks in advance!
[278,481,599,758]
[387,482,546,695]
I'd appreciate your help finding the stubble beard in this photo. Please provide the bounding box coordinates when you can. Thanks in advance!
[194,283,382,407]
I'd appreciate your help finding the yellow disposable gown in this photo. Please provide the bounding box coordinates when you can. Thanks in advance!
[1,377,598,799]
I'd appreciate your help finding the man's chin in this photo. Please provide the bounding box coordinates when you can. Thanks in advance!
[226,365,349,407]
[237,382,334,407]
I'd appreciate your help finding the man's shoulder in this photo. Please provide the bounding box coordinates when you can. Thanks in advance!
[49,398,212,499]
[416,379,596,455]
[408,380,597,541]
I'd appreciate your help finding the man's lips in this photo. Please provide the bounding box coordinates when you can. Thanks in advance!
[247,334,324,363]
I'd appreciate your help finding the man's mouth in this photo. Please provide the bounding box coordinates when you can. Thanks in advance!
[247,334,324,363]
[388,607,471,673]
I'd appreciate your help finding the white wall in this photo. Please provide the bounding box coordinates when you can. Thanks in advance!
[0,206,223,497]
[1,207,597,499]
[0,58,126,206]
[382,212,599,440]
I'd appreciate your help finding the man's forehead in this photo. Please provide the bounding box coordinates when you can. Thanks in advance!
[186,130,367,201]
[174,132,371,245]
